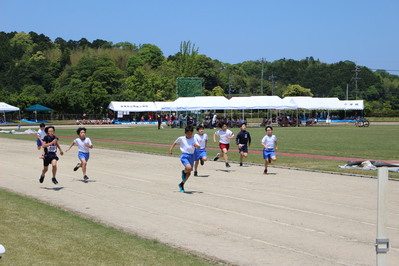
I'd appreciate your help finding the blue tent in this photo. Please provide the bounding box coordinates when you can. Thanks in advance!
[25,104,52,122]
[25,104,52,112]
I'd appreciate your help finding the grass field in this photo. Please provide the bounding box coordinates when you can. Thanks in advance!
[2,123,398,177]
[0,188,216,265]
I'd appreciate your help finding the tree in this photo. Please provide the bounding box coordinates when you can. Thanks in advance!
[174,41,200,77]
[282,84,313,97]
[138,44,164,68]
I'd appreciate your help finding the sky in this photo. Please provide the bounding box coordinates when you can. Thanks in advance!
[1,0,398,73]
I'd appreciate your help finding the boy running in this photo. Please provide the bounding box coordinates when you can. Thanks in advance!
[213,122,235,168]
[65,127,93,181]
[36,123,46,158]
[193,125,208,176]
[261,126,278,174]
[236,123,251,166]
[169,126,199,192]
[39,126,64,184]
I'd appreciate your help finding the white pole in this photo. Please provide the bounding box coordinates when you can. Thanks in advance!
[376,167,389,266]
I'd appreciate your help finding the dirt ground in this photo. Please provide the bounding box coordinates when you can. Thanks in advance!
[1,137,399,265]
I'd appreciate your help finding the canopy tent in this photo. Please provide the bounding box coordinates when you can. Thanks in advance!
[0,102,19,112]
[283,97,341,110]
[338,100,364,110]
[25,104,52,112]
[108,101,159,112]
[25,104,53,122]
[0,102,20,123]
[161,96,231,111]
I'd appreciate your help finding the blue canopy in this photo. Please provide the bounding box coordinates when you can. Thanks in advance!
[25,104,52,112]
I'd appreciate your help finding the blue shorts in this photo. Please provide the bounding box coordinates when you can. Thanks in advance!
[194,149,207,161]
[180,153,194,167]
[37,138,43,147]
[263,148,276,160]
[78,151,90,161]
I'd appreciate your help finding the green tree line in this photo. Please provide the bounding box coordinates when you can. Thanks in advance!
[1,31,398,116]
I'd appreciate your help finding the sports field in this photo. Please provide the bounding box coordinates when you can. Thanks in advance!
[1,124,399,264]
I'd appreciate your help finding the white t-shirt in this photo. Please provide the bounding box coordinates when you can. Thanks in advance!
[261,135,277,149]
[194,133,208,149]
[37,129,46,140]
[174,136,195,154]
[215,129,234,144]
[74,137,93,153]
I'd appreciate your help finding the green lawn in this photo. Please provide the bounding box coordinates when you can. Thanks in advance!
[2,124,399,177]
[0,189,216,265]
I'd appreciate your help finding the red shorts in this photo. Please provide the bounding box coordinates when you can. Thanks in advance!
[219,143,230,151]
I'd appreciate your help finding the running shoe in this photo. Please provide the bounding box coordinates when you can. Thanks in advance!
[239,162,243,166]
[263,169,268,175]
[39,175,45,183]
[178,183,185,193]
[52,177,58,185]
[200,159,204,166]
[194,171,198,176]
[83,175,89,181]
[181,170,187,182]
[73,163,81,171]
[213,153,220,161]
[226,162,231,168]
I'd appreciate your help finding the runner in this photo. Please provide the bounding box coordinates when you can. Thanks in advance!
[169,126,198,192]
[213,122,235,168]
[39,126,64,184]
[65,127,93,181]
[236,122,251,166]
[193,125,208,176]
[261,126,278,174]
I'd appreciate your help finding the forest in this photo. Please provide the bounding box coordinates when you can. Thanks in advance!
[1,31,399,117]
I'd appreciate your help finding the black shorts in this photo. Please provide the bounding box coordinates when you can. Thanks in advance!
[43,153,59,166]
[238,145,248,153]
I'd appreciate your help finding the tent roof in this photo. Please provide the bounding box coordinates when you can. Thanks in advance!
[284,97,341,110]
[25,104,52,111]
[162,96,230,111]
[0,102,20,112]
[108,101,160,112]
[338,100,364,110]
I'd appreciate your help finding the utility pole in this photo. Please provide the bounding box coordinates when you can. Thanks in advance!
[352,65,361,99]
[268,74,277,96]
[228,76,232,98]
[260,58,265,95]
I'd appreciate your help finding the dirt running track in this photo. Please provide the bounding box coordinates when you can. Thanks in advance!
[2,137,399,265]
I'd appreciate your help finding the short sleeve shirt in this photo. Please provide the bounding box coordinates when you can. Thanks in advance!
[174,136,195,154]
[74,137,92,153]
[194,133,208,149]
[216,129,233,144]
[261,135,277,149]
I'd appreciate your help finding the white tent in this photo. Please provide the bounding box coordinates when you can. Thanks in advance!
[338,100,364,110]
[162,96,230,111]
[0,102,20,123]
[0,102,19,112]
[108,101,159,112]
[284,97,341,110]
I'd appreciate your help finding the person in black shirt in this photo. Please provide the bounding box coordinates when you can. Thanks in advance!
[40,126,64,185]
[235,123,251,166]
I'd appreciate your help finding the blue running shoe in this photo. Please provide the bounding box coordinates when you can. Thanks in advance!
[178,183,185,193]
[181,170,187,182]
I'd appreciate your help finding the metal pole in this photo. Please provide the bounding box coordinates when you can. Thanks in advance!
[376,167,389,266]
[261,58,265,95]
